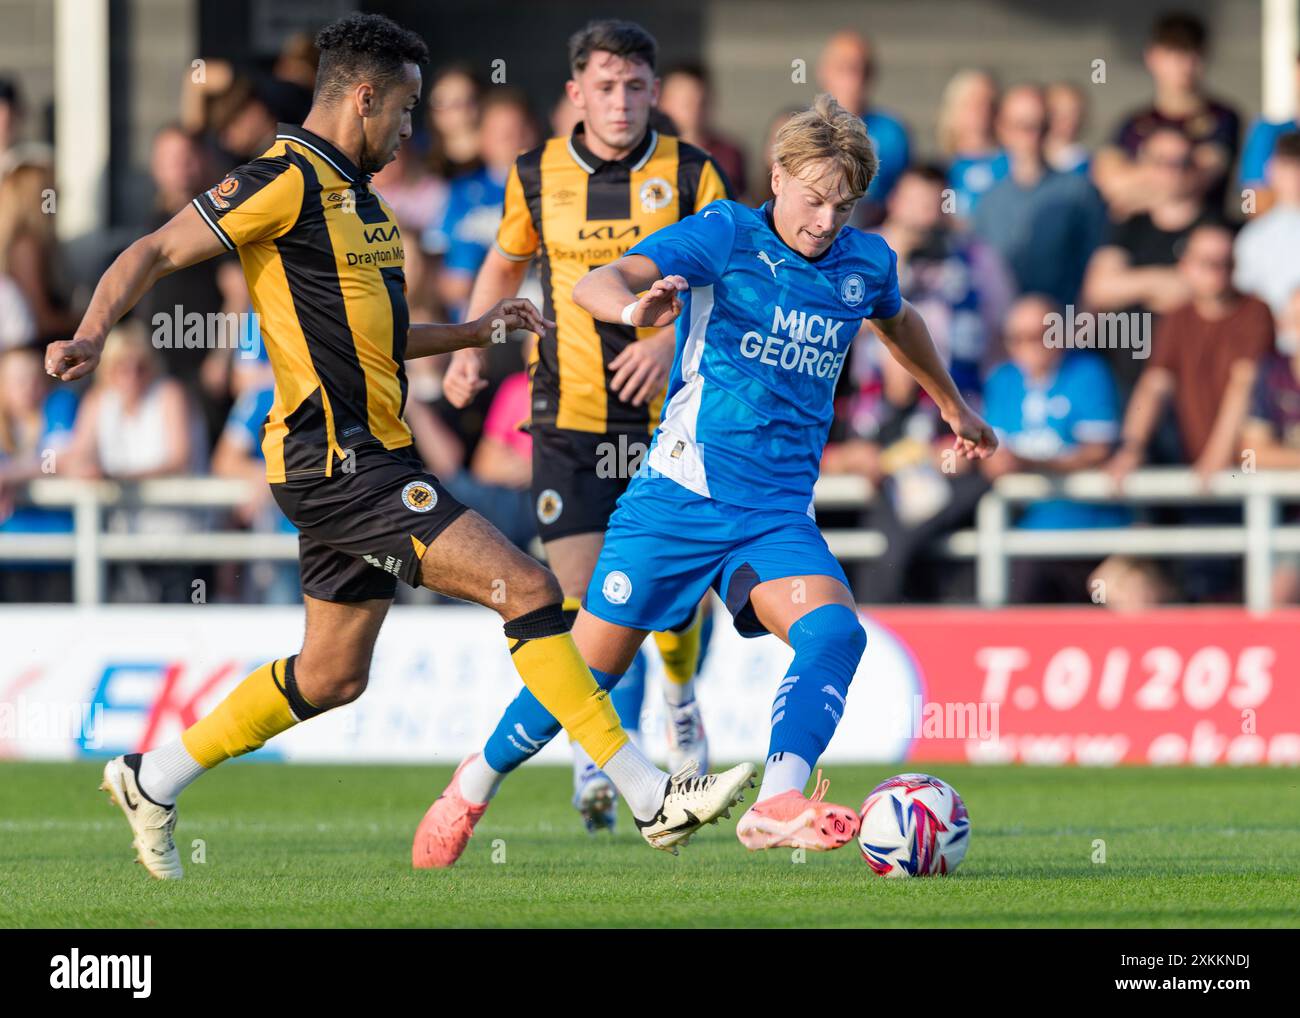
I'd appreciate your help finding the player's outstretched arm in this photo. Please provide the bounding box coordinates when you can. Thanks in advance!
[406,297,553,360]
[573,255,686,328]
[872,299,998,462]
[44,204,229,382]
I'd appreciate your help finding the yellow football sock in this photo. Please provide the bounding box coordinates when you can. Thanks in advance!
[653,604,704,685]
[181,657,316,768]
[506,607,627,768]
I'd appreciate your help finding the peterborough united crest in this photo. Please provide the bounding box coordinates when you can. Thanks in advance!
[401,480,437,513]
[841,273,865,307]
[601,570,632,605]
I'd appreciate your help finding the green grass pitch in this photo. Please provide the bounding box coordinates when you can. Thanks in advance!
[2,762,1297,928]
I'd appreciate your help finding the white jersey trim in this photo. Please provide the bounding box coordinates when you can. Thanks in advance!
[648,285,713,498]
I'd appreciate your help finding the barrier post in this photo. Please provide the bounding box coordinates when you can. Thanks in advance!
[976,490,1009,606]
[1244,487,1277,613]
[72,486,104,606]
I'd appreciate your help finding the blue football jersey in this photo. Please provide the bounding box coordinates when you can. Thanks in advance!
[628,199,902,512]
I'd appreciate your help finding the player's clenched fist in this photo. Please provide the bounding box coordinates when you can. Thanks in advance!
[45,337,103,382]
[626,275,688,328]
[443,348,487,408]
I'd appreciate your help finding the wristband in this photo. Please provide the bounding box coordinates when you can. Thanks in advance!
[620,301,639,327]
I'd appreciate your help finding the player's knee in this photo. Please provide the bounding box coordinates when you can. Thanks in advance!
[789,603,866,685]
[323,671,369,706]
[502,561,564,619]
[293,657,370,709]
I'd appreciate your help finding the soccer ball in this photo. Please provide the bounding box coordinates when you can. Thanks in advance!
[857,773,970,877]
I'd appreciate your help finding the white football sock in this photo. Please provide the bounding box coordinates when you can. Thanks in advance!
[663,676,695,708]
[137,740,206,805]
[458,753,505,805]
[758,751,812,801]
[600,740,669,820]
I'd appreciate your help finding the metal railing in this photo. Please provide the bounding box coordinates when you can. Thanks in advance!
[814,468,1300,611]
[4,469,1300,609]
[0,477,297,605]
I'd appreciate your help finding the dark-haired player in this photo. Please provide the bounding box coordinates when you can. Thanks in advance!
[46,12,754,879]
[421,20,734,861]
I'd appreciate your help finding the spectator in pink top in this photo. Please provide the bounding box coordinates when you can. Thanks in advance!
[476,368,532,480]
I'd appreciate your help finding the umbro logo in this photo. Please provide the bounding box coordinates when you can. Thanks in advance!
[757,251,786,277]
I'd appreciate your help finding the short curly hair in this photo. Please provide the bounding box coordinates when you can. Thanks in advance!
[314,13,429,105]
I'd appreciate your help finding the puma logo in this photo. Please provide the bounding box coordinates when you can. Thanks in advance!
[756,251,786,277]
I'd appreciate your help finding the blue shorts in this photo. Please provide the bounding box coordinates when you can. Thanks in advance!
[582,473,850,638]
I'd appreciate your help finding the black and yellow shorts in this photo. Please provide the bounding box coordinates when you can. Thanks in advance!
[271,444,467,602]
[530,425,650,543]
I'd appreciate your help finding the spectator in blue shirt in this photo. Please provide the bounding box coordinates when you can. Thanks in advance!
[981,295,1130,602]
[973,85,1107,306]
[816,30,910,223]
[1239,53,1300,206]
[937,69,1007,219]
[0,344,78,601]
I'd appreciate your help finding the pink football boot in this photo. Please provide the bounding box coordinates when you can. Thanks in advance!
[736,769,860,851]
[412,755,490,869]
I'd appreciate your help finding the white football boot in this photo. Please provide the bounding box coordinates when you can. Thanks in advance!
[634,760,757,854]
[664,697,709,773]
[572,755,618,834]
[100,755,184,880]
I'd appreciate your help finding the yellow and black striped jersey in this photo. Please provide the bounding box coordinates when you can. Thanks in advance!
[192,123,410,483]
[495,124,732,434]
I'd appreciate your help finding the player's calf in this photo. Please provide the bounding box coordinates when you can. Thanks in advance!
[756,602,866,803]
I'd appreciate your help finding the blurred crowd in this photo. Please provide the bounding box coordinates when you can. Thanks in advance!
[3,11,1300,608]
